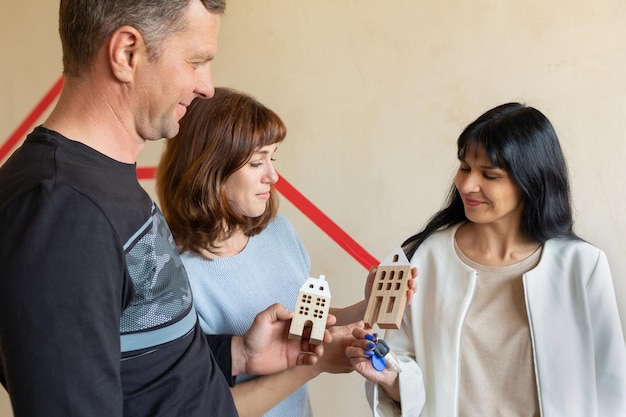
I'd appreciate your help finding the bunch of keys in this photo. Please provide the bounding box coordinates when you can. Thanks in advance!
[365,333,402,373]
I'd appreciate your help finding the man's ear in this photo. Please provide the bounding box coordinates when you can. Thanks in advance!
[108,26,144,83]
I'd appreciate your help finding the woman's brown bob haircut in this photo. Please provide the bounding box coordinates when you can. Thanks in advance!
[157,87,287,255]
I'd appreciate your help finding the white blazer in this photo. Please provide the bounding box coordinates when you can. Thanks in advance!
[367,226,626,417]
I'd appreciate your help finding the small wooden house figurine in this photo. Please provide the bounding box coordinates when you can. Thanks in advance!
[363,247,411,329]
[289,274,331,345]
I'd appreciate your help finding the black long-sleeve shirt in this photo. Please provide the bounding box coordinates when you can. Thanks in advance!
[0,127,238,417]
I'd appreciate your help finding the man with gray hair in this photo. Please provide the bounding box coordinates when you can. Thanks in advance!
[0,1,330,416]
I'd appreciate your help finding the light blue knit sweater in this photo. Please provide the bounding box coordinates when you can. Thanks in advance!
[181,214,313,417]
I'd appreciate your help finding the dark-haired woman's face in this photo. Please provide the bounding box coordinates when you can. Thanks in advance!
[455,146,524,229]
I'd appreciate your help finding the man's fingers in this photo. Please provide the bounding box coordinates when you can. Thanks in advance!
[263,303,293,321]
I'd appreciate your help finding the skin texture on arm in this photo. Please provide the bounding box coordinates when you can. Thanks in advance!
[231,323,362,417]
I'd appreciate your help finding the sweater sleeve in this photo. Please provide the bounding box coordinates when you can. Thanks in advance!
[0,187,126,417]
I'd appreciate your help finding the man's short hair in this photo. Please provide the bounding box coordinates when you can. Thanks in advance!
[59,0,226,77]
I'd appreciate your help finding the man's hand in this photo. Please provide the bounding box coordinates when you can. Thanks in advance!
[231,303,337,376]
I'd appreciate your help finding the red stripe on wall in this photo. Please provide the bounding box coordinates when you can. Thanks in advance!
[136,166,157,179]
[0,76,64,163]
[274,175,379,269]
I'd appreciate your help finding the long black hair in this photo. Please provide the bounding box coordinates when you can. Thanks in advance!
[403,102,577,259]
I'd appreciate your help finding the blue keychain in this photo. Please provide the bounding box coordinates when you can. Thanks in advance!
[366,333,402,372]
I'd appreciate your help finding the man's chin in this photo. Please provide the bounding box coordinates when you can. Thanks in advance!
[158,123,181,141]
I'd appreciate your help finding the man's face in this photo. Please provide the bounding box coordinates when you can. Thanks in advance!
[134,0,221,141]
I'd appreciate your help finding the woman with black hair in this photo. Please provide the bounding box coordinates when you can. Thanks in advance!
[347,103,626,417]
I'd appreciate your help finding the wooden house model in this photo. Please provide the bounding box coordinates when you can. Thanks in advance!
[363,247,411,329]
[288,274,331,345]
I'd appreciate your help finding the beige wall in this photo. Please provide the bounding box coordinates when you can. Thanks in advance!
[2,1,626,416]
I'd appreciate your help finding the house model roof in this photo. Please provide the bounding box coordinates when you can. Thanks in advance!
[298,274,331,297]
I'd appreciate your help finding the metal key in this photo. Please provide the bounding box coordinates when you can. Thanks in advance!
[369,335,402,373]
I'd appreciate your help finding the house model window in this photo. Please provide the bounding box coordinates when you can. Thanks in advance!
[363,247,411,329]
[288,274,331,345]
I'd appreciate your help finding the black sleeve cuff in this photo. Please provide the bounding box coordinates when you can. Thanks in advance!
[206,334,237,387]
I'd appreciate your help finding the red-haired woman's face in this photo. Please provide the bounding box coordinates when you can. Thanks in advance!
[223,143,279,218]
